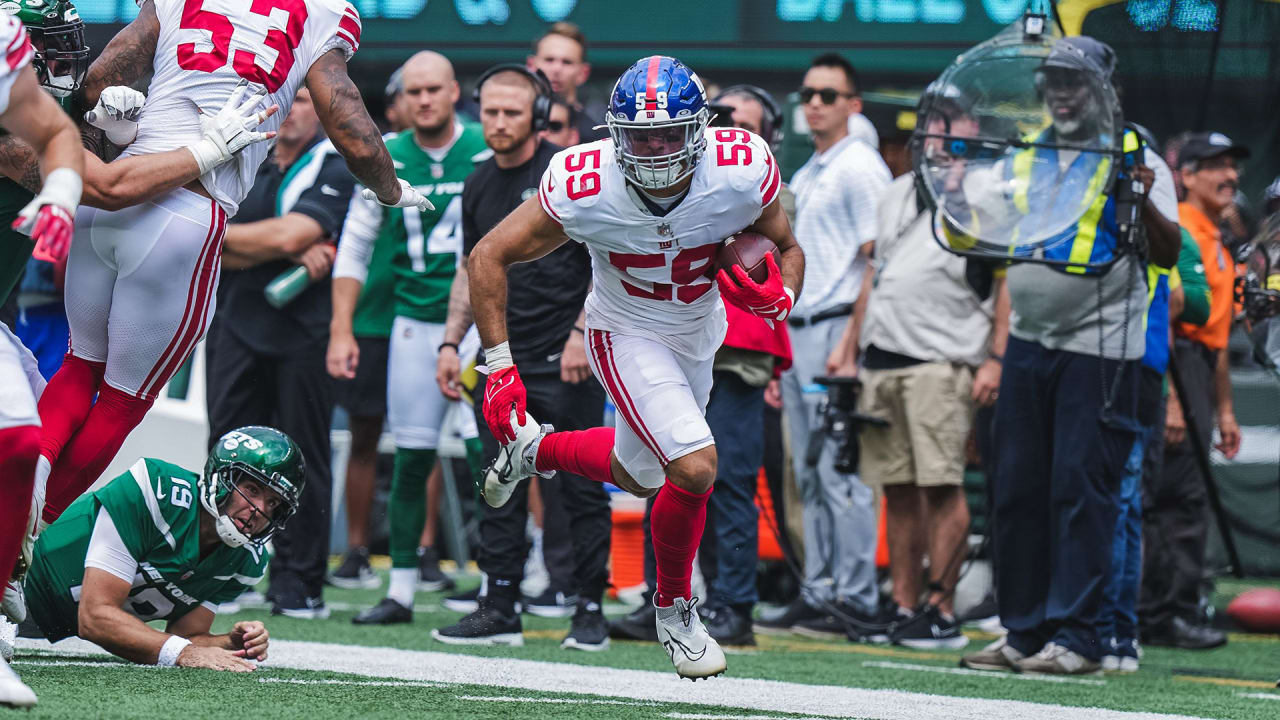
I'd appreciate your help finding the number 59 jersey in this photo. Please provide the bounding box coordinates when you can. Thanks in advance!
[123,0,362,216]
[538,128,781,360]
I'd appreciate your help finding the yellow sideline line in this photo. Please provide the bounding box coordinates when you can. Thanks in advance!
[1174,675,1277,690]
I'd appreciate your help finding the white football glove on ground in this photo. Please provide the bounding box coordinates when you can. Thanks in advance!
[187,80,278,175]
[362,178,435,212]
[84,86,146,145]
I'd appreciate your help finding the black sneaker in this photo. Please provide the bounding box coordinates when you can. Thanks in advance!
[444,586,481,614]
[705,604,755,646]
[271,588,331,620]
[561,601,609,652]
[522,588,577,618]
[1142,617,1227,650]
[793,602,877,640]
[431,599,523,646]
[608,602,658,642]
[891,606,969,650]
[416,546,456,592]
[753,597,826,636]
[329,547,380,590]
[352,597,412,625]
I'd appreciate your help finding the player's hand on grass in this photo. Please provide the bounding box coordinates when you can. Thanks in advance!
[363,178,434,213]
[326,331,360,380]
[85,86,146,146]
[437,345,461,401]
[560,331,590,385]
[176,644,255,672]
[188,80,279,175]
[229,621,269,662]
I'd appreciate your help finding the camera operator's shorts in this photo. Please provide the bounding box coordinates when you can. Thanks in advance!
[857,361,973,487]
[585,329,714,489]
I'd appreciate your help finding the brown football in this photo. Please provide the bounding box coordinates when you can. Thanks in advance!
[716,232,779,286]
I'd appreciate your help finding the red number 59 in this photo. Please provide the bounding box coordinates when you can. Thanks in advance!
[177,0,308,93]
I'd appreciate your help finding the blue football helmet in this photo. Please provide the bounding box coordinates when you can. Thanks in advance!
[606,56,711,190]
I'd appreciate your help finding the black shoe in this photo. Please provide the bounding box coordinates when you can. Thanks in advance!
[609,602,658,642]
[891,606,969,650]
[522,588,577,618]
[1143,617,1227,650]
[431,599,523,646]
[271,587,330,620]
[444,586,480,614]
[329,547,380,590]
[417,547,456,592]
[753,597,826,635]
[352,597,412,625]
[705,604,756,646]
[793,602,878,640]
[562,600,610,652]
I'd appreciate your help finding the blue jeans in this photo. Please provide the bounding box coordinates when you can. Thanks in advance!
[703,370,765,608]
[1098,424,1152,645]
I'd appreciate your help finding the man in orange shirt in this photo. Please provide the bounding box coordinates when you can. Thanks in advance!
[1140,132,1246,650]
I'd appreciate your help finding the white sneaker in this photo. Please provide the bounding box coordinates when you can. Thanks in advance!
[0,619,15,662]
[0,655,37,709]
[1,580,24,625]
[482,411,553,509]
[654,597,726,680]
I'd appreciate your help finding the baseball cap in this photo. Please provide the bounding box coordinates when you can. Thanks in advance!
[1177,131,1250,168]
[1042,36,1117,79]
[384,66,405,103]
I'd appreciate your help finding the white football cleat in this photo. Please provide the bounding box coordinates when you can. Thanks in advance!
[482,411,553,509]
[1,579,24,625]
[0,619,15,662]
[655,597,726,680]
[0,654,36,709]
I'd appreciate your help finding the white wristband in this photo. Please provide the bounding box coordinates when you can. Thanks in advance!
[484,341,513,371]
[156,635,191,667]
[186,138,228,176]
[40,167,83,211]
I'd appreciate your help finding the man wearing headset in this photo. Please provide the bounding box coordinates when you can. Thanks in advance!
[330,51,490,624]
[433,65,610,650]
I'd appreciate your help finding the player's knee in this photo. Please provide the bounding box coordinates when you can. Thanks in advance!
[666,446,717,494]
[610,460,659,499]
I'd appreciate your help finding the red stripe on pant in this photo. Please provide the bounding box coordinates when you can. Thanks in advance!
[588,329,668,465]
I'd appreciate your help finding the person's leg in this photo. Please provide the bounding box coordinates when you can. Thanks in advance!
[859,366,920,611]
[1168,345,1214,625]
[1100,432,1145,650]
[344,413,383,550]
[703,371,764,612]
[0,327,42,584]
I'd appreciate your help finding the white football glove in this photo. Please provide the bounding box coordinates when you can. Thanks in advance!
[187,80,278,175]
[362,178,435,212]
[84,86,146,146]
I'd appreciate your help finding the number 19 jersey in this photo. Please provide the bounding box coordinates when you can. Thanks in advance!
[538,128,781,360]
[124,0,363,216]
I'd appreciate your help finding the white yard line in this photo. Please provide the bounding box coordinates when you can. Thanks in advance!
[1237,692,1280,701]
[258,678,446,688]
[664,715,830,720]
[861,661,1107,686]
[16,638,1214,720]
[454,695,652,706]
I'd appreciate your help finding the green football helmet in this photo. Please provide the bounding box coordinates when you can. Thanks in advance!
[202,426,306,548]
[1,0,89,97]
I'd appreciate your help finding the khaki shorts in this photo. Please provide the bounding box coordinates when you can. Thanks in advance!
[857,361,974,488]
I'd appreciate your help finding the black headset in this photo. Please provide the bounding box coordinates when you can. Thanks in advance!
[472,63,553,133]
[712,84,783,146]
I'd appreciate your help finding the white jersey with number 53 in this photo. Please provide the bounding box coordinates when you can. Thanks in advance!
[123,0,362,216]
[538,128,781,360]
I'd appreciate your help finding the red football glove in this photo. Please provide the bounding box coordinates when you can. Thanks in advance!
[15,203,74,264]
[716,253,793,322]
[482,365,527,444]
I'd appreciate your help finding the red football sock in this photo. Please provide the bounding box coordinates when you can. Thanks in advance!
[0,425,40,582]
[650,481,712,607]
[37,353,105,464]
[535,427,615,484]
[42,384,153,524]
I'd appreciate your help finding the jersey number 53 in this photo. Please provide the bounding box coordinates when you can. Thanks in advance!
[177,0,307,93]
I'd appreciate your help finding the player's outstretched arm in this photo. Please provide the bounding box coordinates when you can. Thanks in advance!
[305,50,399,203]
[168,607,270,662]
[77,1,158,111]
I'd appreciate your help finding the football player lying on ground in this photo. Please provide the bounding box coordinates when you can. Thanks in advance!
[12,427,304,672]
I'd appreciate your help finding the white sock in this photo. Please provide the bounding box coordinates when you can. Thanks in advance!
[387,568,416,608]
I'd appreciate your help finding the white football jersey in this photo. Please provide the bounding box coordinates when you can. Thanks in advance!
[0,14,34,115]
[539,128,781,360]
[123,0,362,216]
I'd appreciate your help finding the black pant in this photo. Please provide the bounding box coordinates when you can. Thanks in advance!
[1140,339,1214,630]
[472,372,611,602]
[205,325,334,598]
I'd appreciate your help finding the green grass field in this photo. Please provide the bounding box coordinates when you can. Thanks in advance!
[12,571,1280,719]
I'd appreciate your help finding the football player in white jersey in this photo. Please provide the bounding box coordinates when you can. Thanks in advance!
[468,56,804,679]
[33,0,431,541]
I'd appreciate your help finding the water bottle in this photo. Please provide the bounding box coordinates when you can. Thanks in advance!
[264,265,312,309]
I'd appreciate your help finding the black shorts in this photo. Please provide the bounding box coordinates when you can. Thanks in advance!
[334,335,389,418]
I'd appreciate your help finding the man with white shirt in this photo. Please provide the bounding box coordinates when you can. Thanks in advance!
[756,53,890,639]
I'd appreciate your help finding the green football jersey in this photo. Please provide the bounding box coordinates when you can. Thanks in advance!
[379,124,490,323]
[0,174,36,307]
[25,458,268,642]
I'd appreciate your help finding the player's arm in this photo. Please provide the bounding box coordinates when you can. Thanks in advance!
[327,190,381,379]
[745,196,804,300]
[437,264,473,400]
[305,50,401,204]
[77,1,158,111]
[718,196,806,323]
[221,214,326,268]
[167,607,270,662]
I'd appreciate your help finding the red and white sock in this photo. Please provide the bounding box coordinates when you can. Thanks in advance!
[42,384,153,524]
[0,425,40,582]
[37,353,105,464]
[650,481,712,607]
[534,427,615,484]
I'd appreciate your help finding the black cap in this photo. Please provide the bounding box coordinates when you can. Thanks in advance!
[1042,36,1117,79]
[1177,132,1250,168]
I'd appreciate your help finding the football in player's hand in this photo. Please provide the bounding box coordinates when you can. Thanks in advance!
[1226,588,1280,632]
[716,232,779,286]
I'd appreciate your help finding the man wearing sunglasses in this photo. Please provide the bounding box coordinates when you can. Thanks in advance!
[761,53,890,639]
[543,95,580,148]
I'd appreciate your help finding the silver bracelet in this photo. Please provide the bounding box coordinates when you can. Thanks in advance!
[157,635,192,667]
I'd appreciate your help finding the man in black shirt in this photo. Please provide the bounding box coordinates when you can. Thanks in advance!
[433,67,610,650]
[207,88,356,618]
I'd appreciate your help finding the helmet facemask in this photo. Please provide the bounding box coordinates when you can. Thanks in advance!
[607,106,710,191]
[28,17,89,98]
[199,465,298,548]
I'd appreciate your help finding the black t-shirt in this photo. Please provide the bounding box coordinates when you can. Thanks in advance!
[216,136,355,353]
[576,101,608,143]
[462,140,591,374]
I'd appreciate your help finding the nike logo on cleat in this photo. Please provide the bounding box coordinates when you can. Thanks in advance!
[666,634,707,662]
